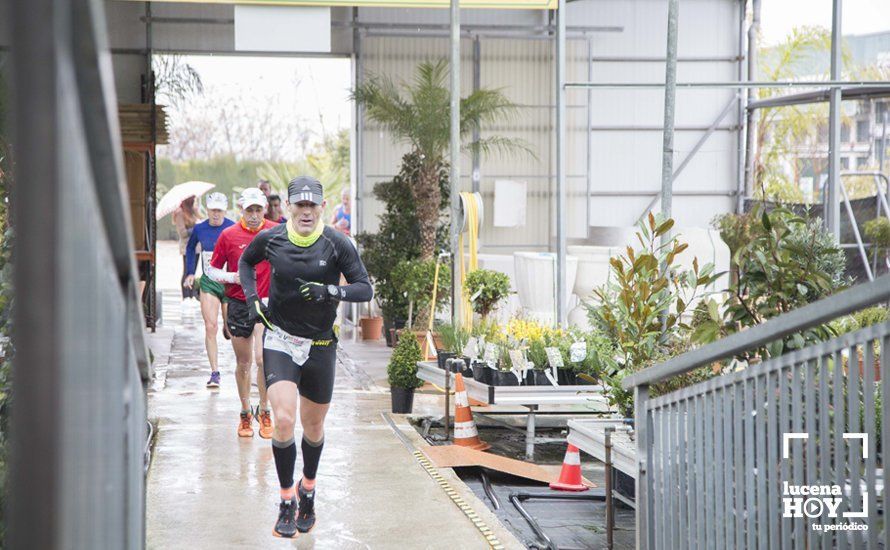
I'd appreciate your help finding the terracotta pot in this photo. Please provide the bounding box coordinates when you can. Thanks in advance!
[359,316,383,340]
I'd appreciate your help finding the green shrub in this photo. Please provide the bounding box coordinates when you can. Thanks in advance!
[865,217,890,249]
[470,318,501,343]
[588,214,717,416]
[465,269,511,318]
[699,208,849,358]
[355,151,450,321]
[833,306,890,335]
[853,306,889,329]
[391,258,451,329]
[387,334,424,389]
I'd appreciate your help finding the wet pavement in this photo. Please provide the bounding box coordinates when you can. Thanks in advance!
[145,241,522,549]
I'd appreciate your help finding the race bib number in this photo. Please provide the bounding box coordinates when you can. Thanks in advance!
[264,327,312,366]
[201,251,214,274]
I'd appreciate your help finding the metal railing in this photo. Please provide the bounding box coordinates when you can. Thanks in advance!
[623,275,890,549]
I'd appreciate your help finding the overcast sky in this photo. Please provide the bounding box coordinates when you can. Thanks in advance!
[761,0,890,45]
[177,55,352,146]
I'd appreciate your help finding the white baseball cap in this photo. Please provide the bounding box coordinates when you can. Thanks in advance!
[239,187,267,209]
[205,192,227,211]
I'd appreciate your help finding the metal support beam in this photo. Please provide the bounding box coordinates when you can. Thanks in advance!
[472,35,481,194]
[566,80,887,89]
[555,0,567,328]
[353,9,364,238]
[743,0,761,206]
[736,0,747,213]
[881,111,888,197]
[586,36,594,234]
[659,0,679,241]
[639,95,739,223]
[825,0,843,239]
[9,1,62,546]
[450,0,462,327]
[746,86,890,110]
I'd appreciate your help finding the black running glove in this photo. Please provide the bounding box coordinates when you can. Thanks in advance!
[247,297,272,328]
[297,278,338,304]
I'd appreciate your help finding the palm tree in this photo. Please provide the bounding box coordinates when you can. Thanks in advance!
[352,59,531,259]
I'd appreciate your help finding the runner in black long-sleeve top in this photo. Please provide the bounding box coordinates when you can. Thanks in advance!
[238,176,372,538]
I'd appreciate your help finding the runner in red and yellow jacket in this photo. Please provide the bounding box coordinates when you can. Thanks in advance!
[207,187,278,439]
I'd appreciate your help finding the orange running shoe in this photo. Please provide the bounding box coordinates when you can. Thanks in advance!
[257,408,273,440]
[238,411,254,438]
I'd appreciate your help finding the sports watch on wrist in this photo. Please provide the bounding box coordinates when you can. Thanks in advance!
[327,284,340,300]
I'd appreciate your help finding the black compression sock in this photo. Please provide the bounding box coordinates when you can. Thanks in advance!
[272,438,297,490]
[301,435,324,481]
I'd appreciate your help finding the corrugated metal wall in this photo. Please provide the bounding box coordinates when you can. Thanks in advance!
[358,0,742,252]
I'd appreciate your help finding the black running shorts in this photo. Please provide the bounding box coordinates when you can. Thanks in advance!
[262,328,337,405]
[226,299,258,338]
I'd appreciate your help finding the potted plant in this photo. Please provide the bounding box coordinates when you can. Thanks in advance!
[525,336,550,386]
[353,59,531,260]
[359,303,384,341]
[391,258,451,357]
[490,344,520,386]
[387,332,424,413]
[355,154,443,347]
[471,359,491,385]
[465,269,512,320]
[437,322,469,371]
[588,214,718,416]
[469,319,501,384]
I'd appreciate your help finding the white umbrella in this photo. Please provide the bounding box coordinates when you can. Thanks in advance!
[156,181,215,220]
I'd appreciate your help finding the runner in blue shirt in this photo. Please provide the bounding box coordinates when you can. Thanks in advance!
[184,192,236,388]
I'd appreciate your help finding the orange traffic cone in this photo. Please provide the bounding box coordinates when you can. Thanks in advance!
[452,373,490,451]
[550,444,589,491]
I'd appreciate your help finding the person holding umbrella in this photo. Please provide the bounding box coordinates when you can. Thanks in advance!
[173,196,202,300]
[157,181,217,300]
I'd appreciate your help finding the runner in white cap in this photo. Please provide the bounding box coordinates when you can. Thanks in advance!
[183,192,235,388]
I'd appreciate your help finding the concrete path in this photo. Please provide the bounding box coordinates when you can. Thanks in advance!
[146,242,521,549]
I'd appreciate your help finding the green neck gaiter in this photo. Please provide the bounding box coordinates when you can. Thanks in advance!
[287,219,323,247]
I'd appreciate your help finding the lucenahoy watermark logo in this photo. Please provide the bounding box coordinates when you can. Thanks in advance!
[782,432,869,533]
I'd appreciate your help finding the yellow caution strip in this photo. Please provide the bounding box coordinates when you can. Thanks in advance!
[412,449,505,550]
